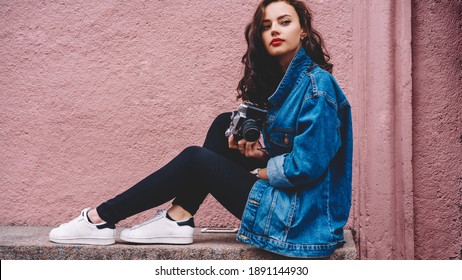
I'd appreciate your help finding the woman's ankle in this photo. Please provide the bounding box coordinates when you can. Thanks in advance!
[87,209,105,224]
[167,205,193,221]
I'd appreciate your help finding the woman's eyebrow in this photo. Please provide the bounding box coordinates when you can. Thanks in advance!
[263,14,292,22]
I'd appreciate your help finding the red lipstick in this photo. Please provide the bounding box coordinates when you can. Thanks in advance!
[270,38,284,46]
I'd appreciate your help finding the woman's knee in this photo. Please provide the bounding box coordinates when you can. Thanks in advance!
[180,146,208,162]
[203,113,233,150]
[181,145,203,155]
[211,112,232,130]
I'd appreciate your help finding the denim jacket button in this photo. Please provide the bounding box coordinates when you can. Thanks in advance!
[283,134,289,144]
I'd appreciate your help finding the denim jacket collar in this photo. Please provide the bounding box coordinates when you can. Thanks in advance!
[268,47,313,107]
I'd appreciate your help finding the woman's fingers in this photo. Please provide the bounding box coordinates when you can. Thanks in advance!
[245,140,255,156]
[238,139,247,155]
[228,135,264,159]
[228,135,239,150]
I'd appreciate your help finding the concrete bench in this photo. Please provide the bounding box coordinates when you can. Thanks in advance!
[0,226,356,260]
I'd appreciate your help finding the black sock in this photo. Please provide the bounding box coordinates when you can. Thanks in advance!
[166,212,194,227]
[86,211,115,229]
[166,212,176,222]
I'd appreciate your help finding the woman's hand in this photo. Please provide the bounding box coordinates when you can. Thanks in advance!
[228,135,268,161]
[256,167,268,181]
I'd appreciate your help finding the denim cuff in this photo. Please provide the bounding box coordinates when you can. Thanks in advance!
[267,155,294,188]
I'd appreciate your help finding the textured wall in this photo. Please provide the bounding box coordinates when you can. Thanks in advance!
[411,0,461,260]
[0,1,352,228]
[2,0,459,260]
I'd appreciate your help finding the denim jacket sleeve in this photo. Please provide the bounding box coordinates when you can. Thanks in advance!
[266,76,342,188]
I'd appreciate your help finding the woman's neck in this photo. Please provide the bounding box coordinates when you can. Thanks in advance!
[278,44,302,72]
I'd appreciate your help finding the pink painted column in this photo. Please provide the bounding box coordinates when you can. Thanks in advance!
[352,0,414,259]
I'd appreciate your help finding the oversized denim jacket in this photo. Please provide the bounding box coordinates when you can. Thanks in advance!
[237,48,353,258]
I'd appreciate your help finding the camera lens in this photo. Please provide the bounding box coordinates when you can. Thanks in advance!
[241,120,260,142]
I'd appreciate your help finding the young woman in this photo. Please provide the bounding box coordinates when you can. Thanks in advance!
[50,0,352,258]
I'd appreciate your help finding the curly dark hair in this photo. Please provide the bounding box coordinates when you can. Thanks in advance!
[237,0,332,107]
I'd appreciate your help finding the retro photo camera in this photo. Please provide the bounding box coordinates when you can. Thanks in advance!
[225,102,267,143]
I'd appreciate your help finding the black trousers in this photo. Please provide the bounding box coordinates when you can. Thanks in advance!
[96,113,266,224]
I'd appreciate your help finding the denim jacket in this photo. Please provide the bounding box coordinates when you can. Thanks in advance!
[237,48,353,258]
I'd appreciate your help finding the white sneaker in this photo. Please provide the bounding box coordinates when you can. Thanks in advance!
[120,209,194,244]
[49,208,116,245]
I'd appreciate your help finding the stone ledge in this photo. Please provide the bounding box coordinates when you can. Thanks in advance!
[0,226,356,260]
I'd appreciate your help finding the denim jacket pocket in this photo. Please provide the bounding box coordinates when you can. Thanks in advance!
[240,180,268,235]
[249,181,295,240]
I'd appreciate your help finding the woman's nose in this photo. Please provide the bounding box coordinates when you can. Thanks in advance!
[271,28,280,36]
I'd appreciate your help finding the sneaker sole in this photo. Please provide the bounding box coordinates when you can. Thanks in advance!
[120,235,193,245]
[49,236,115,245]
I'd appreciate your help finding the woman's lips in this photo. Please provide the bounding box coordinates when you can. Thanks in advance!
[270,38,284,46]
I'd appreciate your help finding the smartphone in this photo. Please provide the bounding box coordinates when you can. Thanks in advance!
[200,228,238,233]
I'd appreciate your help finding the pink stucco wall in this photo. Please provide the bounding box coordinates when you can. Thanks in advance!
[411,0,461,260]
[0,0,255,228]
[0,1,460,259]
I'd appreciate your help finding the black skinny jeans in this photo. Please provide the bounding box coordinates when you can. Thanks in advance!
[96,112,266,224]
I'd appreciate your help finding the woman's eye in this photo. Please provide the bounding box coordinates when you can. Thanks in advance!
[262,25,271,30]
[281,20,291,26]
